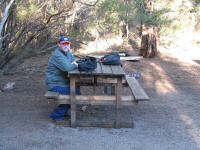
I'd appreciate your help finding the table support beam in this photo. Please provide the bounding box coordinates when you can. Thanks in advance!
[70,76,76,127]
[115,77,122,128]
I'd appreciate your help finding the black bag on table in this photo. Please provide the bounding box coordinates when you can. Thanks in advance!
[77,56,97,72]
[101,53,121,65]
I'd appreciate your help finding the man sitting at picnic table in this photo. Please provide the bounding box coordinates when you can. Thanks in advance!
[45,36,80,120]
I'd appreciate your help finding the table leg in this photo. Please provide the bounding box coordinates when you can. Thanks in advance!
[115,77,122,128]
[70,76,76,127]
[93,77,97,95]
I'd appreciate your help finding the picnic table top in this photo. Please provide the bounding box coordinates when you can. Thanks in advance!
[68,62,125,77]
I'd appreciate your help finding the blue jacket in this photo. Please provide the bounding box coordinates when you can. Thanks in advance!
[45,48,77,90]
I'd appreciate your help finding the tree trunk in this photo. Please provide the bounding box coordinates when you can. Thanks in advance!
[0,0,15,51]
[139,0,157,58]
[139,25,157,57]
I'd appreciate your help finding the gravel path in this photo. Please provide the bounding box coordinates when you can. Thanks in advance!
[0,50,200,150]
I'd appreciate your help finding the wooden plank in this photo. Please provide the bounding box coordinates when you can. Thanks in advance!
[125,76,149,101]
[44,91,59,99]
[56,120,70,126]
[69,64,124,77]
[69,62,102,76]
[69,68,93,76]
[120,56,142,61]
[57,95,137,106]
[101,78,126,84]
[75,78,127,86]
[115,77,122,128]
[68,68,79,75]
[102,78,118,84]
[56,120,134,128]
[58,95,134,101]
[75,121,115,128]
[100,63,113,75]
[110,65,125,76]
[92,62,102,75]
[70,76,76,127]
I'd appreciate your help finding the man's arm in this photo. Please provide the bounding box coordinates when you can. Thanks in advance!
[52,53,78,72]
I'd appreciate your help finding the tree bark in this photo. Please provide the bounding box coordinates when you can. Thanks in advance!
[139,0,157,58]
[0,0,15,36]
[0,0,15,51]
[139,25,157,57]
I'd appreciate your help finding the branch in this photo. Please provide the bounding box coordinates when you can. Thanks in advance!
[37,45,57,55]
[18,9,71,50]
[2,27,26,57]
[74,0,99,6]
[0,33,10,51]
[38,29,59,51]
[46,9,66,24]
[0,33,10,40]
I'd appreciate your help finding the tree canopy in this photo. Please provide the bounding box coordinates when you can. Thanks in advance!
[0,0,199,70]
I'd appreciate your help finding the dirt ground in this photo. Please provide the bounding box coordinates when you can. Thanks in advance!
[0,43,200,150]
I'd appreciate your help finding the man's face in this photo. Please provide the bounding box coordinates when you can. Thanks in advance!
[58,42,70,52]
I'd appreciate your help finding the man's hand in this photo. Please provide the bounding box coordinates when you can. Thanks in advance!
[72,61,78,66]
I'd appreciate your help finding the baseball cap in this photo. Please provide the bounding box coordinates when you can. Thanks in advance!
[59,36,71,44]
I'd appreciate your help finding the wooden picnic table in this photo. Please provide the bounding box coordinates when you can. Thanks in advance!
[68,62,125,128]
[45,61,149,128]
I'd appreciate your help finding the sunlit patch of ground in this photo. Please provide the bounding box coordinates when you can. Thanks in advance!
[158,42,200,87]
[159,42,200,66]
[158,43,200,79]
[76,35,123,55]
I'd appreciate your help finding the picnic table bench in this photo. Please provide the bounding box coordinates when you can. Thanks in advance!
[45,62,149,128]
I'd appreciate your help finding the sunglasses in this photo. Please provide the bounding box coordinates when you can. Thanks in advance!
[60,42,70,45]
